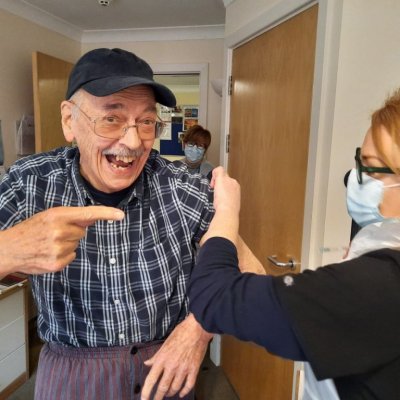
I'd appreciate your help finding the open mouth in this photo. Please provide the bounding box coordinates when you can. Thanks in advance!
[106,154,135,169]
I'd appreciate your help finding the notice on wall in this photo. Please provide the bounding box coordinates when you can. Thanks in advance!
[159,106,172,140]
[183,106,199,130]
[16,115,35,156]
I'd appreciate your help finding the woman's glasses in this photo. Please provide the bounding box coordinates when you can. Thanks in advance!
[355,147,394,184]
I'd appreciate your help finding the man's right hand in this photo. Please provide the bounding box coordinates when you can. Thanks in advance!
[0,206,124,277]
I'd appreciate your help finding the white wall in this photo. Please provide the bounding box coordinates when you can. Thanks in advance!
[225,0,279,37]
[322,0,400,264]
[0,9,80,167]
[81,40,224,167]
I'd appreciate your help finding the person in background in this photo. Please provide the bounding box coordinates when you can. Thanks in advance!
[0,47,263,400]
[179,124,214,179]
[189,89,400,399]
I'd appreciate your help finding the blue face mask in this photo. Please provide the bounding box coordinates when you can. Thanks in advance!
[184,144,205,163]
[346,168,400,227]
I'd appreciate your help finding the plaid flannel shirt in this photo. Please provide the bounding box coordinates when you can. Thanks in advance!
[0,147,214,347]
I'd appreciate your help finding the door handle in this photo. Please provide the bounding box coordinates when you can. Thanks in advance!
[267,255,299,270]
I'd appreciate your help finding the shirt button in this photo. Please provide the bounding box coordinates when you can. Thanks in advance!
[131,346,138,355]
[107,220,114,224]
[118,333,125,340]
[114,299,120,305]
[110,258,116,265]
[134,384,141,394]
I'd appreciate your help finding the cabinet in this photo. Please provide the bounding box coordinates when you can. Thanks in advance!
[0,276,29,399]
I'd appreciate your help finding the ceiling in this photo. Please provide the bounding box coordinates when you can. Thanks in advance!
[4,0,227,31]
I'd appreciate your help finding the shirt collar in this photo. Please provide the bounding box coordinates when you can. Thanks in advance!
[70,149,144,206]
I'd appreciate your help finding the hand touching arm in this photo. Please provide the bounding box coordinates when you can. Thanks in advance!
[199,167,240,246]
[200,167,265,275]
[141,313,212,400]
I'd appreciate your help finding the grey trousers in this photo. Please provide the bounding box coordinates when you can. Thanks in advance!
[34,341,195,400]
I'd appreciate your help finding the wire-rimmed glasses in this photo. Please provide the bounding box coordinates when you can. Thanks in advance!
[69,100,166,140]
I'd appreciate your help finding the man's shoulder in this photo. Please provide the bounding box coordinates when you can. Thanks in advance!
[10,146,76,178]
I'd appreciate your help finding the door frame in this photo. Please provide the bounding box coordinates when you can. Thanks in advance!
[218,0,344,397]
[151,63,209,127]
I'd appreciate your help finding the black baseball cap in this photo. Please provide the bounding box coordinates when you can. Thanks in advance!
[66,48,176,107]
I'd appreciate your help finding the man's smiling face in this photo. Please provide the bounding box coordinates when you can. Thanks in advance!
[62,86,157,193]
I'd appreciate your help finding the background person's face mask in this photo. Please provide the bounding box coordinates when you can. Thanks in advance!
[346,168,400,227]
[184,144,205,163]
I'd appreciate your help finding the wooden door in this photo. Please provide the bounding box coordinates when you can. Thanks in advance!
[32,52,73,153]
[223,5,318,399]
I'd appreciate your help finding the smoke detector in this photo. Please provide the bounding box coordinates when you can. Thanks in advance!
[98,0,112,6]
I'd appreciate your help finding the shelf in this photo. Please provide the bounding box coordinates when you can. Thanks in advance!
[0,274,28,297]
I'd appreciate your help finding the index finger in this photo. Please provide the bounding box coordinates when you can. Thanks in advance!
[65,206,125,227]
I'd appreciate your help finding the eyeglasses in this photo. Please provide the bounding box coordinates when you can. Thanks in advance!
[186,142,206,150]
[355,147,394,184]
[69,100,166,140]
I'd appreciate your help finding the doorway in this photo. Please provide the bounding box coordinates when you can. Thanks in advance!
[154,73,200,161]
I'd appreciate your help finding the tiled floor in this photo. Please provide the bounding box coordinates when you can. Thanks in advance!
[195,355,239,400]
[7,372,36,400]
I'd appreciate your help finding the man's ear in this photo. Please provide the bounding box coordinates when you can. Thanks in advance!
[61,100,75,143]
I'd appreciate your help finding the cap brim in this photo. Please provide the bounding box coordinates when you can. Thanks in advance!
[82,76,176,108]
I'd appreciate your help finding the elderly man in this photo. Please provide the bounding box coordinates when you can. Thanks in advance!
[0,48,263,400]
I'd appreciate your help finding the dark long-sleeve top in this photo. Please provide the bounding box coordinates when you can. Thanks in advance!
[188,237,400,399]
